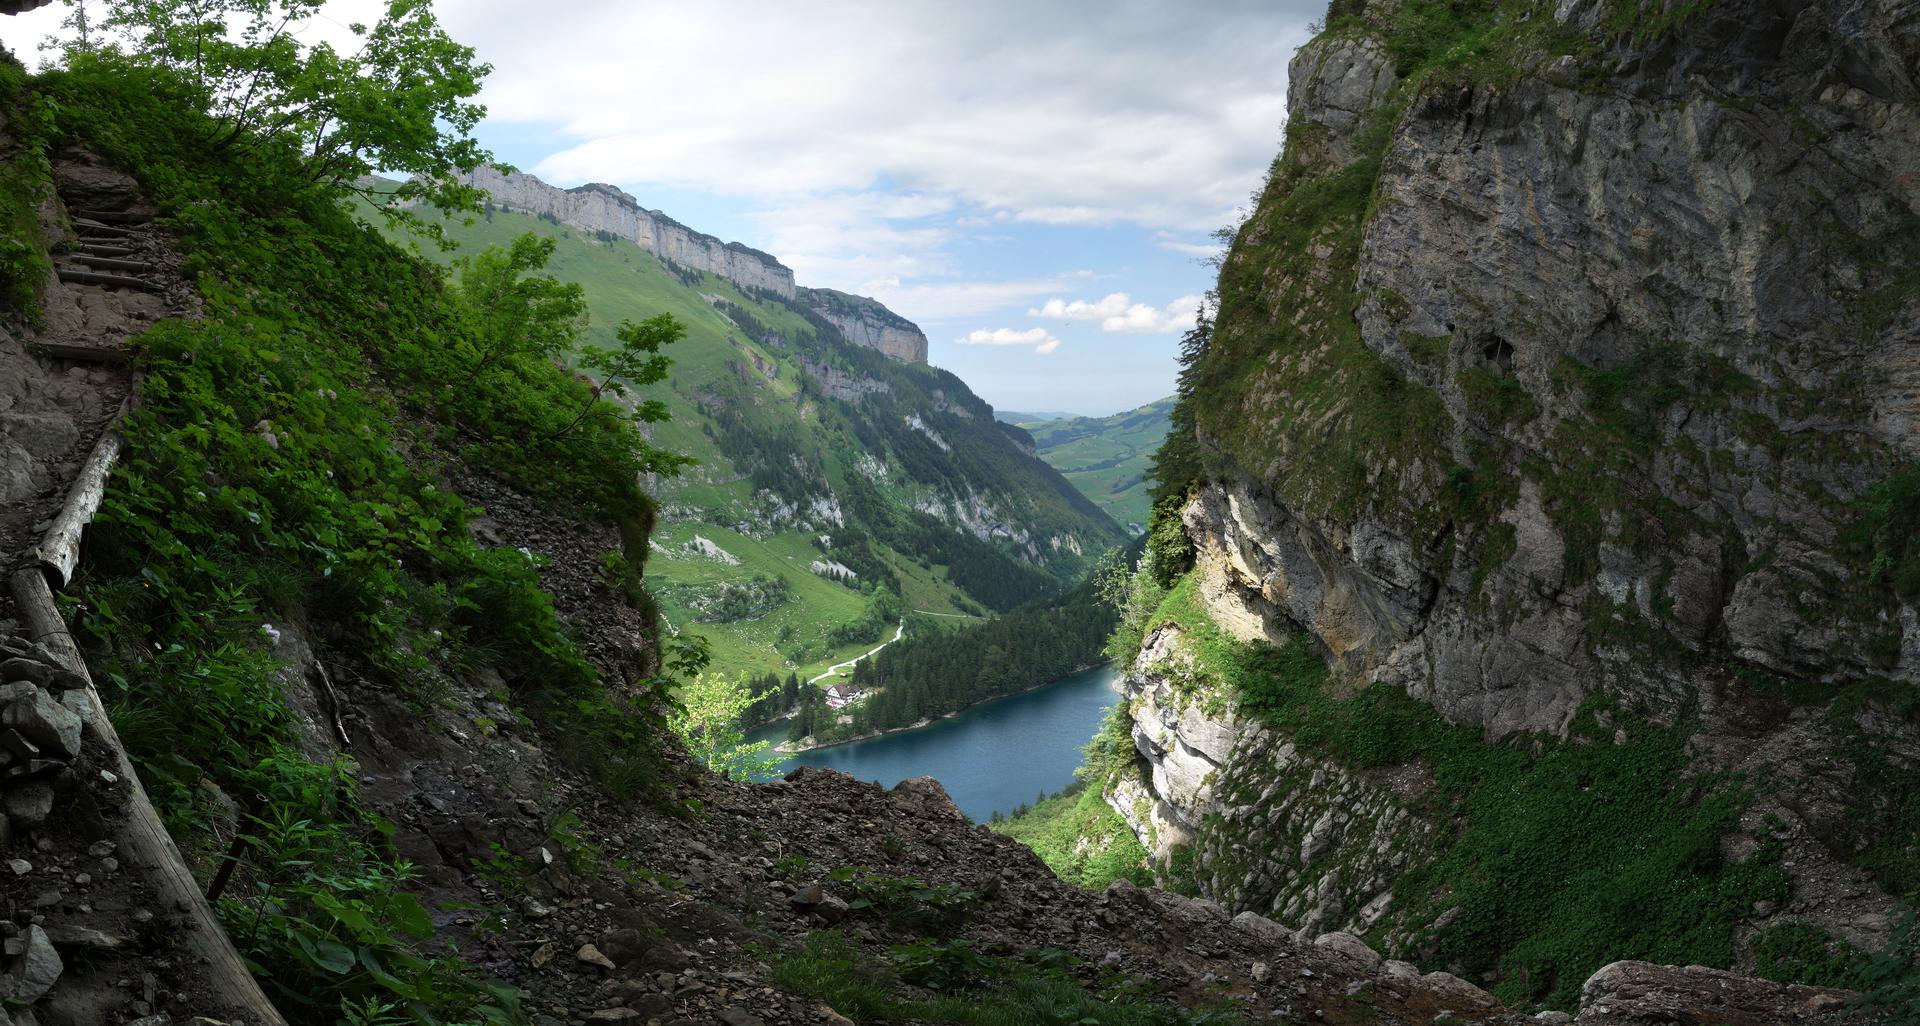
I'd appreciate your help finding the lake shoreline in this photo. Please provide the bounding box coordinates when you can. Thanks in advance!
[770,659,1114,755]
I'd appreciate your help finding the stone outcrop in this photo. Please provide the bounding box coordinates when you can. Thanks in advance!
[463,168,931,365]
[797,287,929,364]
[463,166,796,298]
[1193,0,1920,737]
[800,360,889,403]
[1110,0,1920,998]
[1113,624,1440,941]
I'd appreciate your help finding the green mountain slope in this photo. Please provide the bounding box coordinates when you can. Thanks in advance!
[1019,399,1173,532]
[392,205,1124,679]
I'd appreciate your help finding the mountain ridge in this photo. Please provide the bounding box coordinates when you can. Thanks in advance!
[462,164,931,364]
[397,199,1125,680]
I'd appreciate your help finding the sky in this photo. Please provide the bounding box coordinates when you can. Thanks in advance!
[0,1,1325,416]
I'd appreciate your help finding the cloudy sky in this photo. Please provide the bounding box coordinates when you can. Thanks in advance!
[1,1,1323,415]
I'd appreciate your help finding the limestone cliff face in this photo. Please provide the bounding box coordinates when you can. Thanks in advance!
[798,286,930,364]
[1112,623,1442,943]
[1195,0,1919,734]
[1109,0,1920,988]
[464,166,795,298]
[463,168,933,365]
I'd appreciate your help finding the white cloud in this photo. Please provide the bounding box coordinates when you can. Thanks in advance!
[1030,293,1132,320]
[959,328,1062,355]
[448,1,1312,229]
[1156,233,1227,259]
[1030,292,1205,334]
[867,276,1100,322]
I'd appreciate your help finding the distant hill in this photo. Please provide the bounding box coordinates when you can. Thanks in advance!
[1019,399,1174,533]
[389,179,1125,679]
[994,409,1077,424]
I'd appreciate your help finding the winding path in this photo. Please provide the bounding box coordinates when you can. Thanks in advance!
[808,620,904,684]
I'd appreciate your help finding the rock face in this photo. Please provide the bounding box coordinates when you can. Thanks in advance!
[1110,0,1920,995]
[797,287,929,364]
[1112,624,1439,941]
[463,166,796,298]
[1192,0,1920,737]
[462,169,930,365]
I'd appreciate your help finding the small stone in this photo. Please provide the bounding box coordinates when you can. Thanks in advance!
[44,924,125,949]
[585,1011,642,1024]
[57,691,92,726]
[87,840,115,858]
[788,883,849,923]
[717,1009,764,1026]
[6,859,28,877]
[99,769,118,784]
[575,944,617,971]
[45,669,88,692]
[1533,1013,1572,1025]
[4,784,53,828]
[1252,961,1271,983]
[72,873,90,886]
[625,994,672,1017]
[0,730,39,761]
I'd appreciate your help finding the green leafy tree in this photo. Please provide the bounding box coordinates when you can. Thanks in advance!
[550,312,686,443]
[453,232,586,380]
[63,0,492,218]
[670,672,782,780]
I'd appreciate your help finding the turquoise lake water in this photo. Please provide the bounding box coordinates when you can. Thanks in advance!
[745,664,1123,822]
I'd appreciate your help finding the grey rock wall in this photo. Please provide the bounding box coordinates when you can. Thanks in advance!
[463,166,796,298]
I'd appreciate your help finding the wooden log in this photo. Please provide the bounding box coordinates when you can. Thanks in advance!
[70,255,156,273]
[70,244,136,257]
[67,209,152,225]
[55,268,163,292]
[9,568,292,1026]
[29,411,124,590]
[72,221,138,237]
[25,340,134,365]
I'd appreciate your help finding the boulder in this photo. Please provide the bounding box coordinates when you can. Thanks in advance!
[1575,961,1855,1025]
[3,783,54,828]
[1421,971,1499,1010]
[4,926,61,1001]
[1231,910,1299,947]
[1,691,81,759]
[891,776,964,821]
[1313,931,1382,967]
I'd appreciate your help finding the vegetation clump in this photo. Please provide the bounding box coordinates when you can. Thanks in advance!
[4,3,692,1019]
[1133,577,1794,1010]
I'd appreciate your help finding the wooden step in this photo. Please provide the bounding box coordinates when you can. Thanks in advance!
[55,268,163,292]
[25,340,133,365]
[72,221,138,237]
[69,255,156,273]
[71,244,137,257]
[68,209,152,225]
